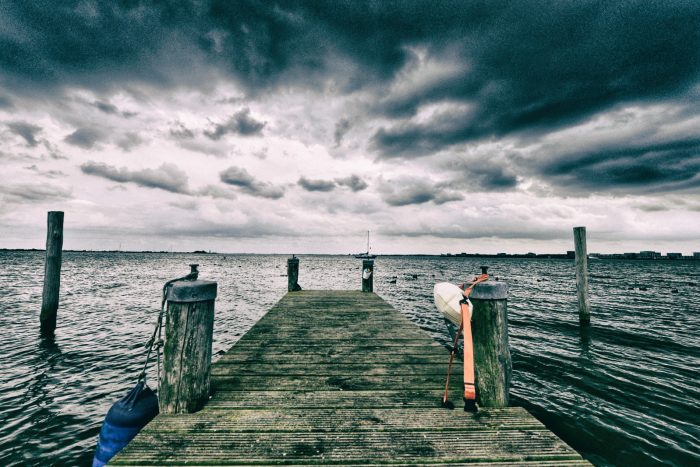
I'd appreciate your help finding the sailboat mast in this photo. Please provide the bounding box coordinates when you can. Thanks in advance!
[367,230,370,253]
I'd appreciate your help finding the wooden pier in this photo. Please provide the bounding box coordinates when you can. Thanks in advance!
[112,290,590,465]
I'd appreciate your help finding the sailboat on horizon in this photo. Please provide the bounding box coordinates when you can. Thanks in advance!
[354,230,377,259]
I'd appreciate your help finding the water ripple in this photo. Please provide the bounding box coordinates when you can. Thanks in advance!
[0,252,698,466]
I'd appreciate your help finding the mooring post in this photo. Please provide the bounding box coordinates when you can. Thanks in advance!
[471,278,511,407]
[573,226,591,326]
[40,211,64,335]
[287,255,300,292]
[160,276,217,414]
[362,259,374,292]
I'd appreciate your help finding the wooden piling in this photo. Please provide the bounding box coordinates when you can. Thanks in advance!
[573,226,591,326]
[287,256,300,292]
[362,259,374,292]
[40,211,64,335]
[471,280,511,407]
[160,279,217,414]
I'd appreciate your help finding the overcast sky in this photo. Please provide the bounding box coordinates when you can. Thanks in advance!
[1,1,699,254]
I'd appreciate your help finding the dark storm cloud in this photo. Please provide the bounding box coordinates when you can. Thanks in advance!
[379,178,462,206]
[335,175,368,192]
[536,138,700,193]
[93,101,118,115]
[298,177,335,192]
[81,161,189,194]
[204,108,265,140]
[371,1,700,156]
[219,166,284,199]
[2,0,700,197]
[443,157,518,191]
[6,121,42,147]
[64,127,107,149]
[3,1,698,128]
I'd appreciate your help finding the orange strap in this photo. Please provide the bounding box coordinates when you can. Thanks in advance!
[442,274,488,406]
[461,273,489,298]
[462,301,475,401]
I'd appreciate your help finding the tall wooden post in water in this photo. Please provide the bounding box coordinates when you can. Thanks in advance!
[471,280,511,407]
[40,211,64,335]
[573,226,591,326]
[361,259,374,292]
[287,256,300,292]
[160,279,217,414]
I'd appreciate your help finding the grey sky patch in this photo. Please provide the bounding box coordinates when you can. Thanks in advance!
[298,176,336,192]
[0,95,13,109]
[116,132,145,151]
[169,121,196,140]
[204,108,265,140]
[24,164,66,178]
[220,166,284,199]
[335,174,368,192]
[196,184,237,200]
[169,199,199,211]
[43,140,68,160]
[81,161,190,194]
[0,183,72,203]
[381,224,568,242]
[334,118,352,147]
[7,121,42,147]
[65,127,106,149]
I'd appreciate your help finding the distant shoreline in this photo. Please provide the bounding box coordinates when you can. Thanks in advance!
[2,248,698,260]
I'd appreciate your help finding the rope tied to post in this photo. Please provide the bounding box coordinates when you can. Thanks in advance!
[442,273,489,411]
[137,264,199,392]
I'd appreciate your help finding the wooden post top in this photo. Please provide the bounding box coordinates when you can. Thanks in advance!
[471,281,508,300]
[166,280,217,303]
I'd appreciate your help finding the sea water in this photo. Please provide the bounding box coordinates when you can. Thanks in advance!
[0,251,698,466]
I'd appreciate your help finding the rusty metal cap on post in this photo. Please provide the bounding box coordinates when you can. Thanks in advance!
[166,280,217,303]
[470,281,508,300]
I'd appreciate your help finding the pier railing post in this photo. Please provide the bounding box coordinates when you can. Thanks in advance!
[40,211,64,336]
[160,279,217,414]
[573,226,591,326]
[471,280,511,407]
[287,256,300,292]
[362,259,374,292]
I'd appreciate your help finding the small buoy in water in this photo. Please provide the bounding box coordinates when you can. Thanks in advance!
[92,381,159,466]
[671,288,679,293]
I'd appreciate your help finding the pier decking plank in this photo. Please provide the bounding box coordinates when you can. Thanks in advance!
[112,291,590,466]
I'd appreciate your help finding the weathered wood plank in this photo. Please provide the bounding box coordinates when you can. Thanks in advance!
[211,373,460,391]
[112,430,583,464]
[140,407,545,432]
[114,291,590,466]
[206,389,459,409]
